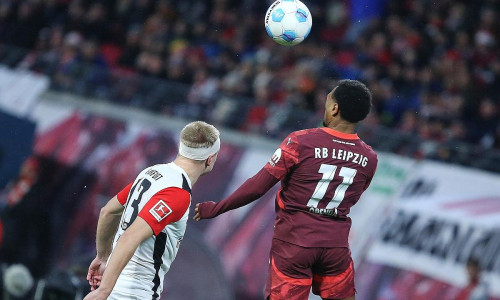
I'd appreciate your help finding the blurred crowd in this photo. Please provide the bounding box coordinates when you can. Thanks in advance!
[0,0,499,150]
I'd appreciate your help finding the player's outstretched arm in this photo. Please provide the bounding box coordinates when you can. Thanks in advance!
[87,196,124,290]
[84,217,153,300]
[194,168,279,220]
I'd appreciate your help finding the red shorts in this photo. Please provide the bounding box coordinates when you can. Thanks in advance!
[265,238,355,300]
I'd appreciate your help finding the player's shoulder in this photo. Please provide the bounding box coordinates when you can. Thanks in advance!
[140,163,187,184]
[358,139,378,160]
[289,128,322,136]
[281,128,315,149]
[358,139,376,153]
[138,163,168,176]
[286,128,323,142]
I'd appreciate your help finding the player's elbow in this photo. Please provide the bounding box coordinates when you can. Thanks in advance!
[99,206,120,219]
[100,199,124,217]
[99,207,110,220]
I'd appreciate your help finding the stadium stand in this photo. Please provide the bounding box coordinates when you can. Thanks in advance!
[0,0,500,143]
[0,0,498,172]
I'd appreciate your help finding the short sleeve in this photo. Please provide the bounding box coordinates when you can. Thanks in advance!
[364,154,378,191]
[264,132,300,180]
[138,187,191,236]
[117,182,133,205]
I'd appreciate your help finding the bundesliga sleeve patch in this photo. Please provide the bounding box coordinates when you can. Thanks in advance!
[149,200,172,221]
[268,148,282,167]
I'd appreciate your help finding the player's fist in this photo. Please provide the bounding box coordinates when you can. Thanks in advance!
[193,202,217,221]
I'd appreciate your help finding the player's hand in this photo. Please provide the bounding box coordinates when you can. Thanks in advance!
[193,202,217,221]
[87,256,107,291]
[194,203,202,221]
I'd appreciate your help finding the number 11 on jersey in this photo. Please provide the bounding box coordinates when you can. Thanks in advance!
[307,164,357,210]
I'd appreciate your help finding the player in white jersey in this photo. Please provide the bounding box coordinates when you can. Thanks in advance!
[83,121,220,300]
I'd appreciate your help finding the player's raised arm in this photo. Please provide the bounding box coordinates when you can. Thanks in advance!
[195,131,299,221]
[194,167,279,220]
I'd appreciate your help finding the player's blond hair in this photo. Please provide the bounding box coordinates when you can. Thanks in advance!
[180,121,220,149]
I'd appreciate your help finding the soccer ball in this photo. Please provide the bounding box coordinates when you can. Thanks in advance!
[264,0,312,46]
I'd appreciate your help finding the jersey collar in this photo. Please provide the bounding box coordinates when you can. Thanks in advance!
[321,127,359,140]
[170,162,193,188]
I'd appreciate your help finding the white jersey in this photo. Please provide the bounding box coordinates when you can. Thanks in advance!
[110,162,192,299]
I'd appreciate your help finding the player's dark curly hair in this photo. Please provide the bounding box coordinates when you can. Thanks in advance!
[333,79,372,123]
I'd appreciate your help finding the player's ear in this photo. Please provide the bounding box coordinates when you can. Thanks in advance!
[205,153,218,167]
[332,102,340,117]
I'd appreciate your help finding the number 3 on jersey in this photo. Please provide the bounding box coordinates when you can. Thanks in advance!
[307,164,357,209]
[122,178,152,230]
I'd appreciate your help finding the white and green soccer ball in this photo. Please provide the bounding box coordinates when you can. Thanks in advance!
[264,0,312,46]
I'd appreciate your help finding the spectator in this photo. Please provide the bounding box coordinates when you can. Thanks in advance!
[4,0,499,153]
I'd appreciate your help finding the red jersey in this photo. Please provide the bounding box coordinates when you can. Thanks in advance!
[264,127,378,247]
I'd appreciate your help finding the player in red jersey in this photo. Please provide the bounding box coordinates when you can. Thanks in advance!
[195,80,377,300]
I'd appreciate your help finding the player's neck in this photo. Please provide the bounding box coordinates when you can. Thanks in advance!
[172,157,204,185]
[327,119,356,134]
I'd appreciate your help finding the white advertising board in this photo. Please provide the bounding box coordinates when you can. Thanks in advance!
[367,160,500,296]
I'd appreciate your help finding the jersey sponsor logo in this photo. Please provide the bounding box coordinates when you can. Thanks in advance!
[149,200,172,221]
[309,206,338,217]
[268,148,282,167]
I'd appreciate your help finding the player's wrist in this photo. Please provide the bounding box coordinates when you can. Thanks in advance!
[96,253,109,262]
[199,201,217,219]
[96,286,112,297]
[97,287,112,299]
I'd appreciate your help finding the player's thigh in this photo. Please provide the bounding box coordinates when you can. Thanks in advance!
[311,247,355,299]
[265,239,316,300]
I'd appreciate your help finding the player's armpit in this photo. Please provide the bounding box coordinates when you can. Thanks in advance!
[138,187,191,235]
[101,196,125,216]
[116,182,133,205]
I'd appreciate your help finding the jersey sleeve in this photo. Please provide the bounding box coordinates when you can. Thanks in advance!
[138,187,191,236]
[116,182,133,205]
[197,168,279,219]
[364,154,378,191]
[264,132,300,180]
